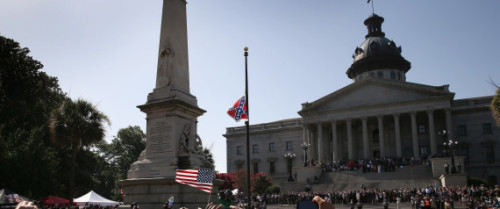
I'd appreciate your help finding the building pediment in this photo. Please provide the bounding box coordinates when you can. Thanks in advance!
[299,78,454,116]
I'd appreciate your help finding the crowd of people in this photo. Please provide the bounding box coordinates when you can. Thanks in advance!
[233,184,500,209]
[308,156,427,173]
[13,184,499,209]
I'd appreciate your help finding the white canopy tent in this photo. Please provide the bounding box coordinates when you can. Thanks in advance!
[73,191,118,207]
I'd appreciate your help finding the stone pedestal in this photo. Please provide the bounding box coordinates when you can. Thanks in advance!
[120,178,217,209]
[439,174,467,187]
[430,157,465,178]
[280,166,321,193]
[294,166,322,183]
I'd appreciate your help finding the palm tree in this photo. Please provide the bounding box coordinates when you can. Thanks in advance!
[49,98,110,202]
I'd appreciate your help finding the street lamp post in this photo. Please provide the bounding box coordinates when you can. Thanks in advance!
[300,142,310,167]
[438,130,459,174]
[284,152,296,182]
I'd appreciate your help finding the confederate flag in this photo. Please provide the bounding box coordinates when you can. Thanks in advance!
[227,96,248,122]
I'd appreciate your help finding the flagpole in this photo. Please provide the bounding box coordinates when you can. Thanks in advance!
[207,170,215,206]
[244,47,251,209]
[207,186,212,206]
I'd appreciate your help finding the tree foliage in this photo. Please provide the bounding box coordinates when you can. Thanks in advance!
[49,99,110,201]
[216,173,235,191]
[491,88,500,126]
[99,126,146,179]
[0,35,66,198]
[228,169,273,195]
[203,147,215,169]
[263,184,280,194]
[252,173,273,194]
[94,126,146,200]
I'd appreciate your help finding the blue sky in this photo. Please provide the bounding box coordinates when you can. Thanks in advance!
[1,1,499,173]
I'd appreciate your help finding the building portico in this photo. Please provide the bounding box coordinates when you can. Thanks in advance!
[300,89,454,162]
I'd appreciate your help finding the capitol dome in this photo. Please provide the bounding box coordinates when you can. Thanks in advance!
[347,14,411,81]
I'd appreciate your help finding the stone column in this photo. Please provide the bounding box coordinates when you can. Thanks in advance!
[362,117,369,159]
[410,112,420,159]
[347,119,354,160]
[393,114,402,158]
[331,121,339,161]
[445,109,453,138]
[317,123,324,162]
[377,116,385,158]
[427,110,437,156]
[308,128,316,162]
[302,124,308,165]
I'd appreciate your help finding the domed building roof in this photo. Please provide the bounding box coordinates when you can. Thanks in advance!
[346,14,411,80]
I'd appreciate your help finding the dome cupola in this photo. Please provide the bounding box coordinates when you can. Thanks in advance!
[346,14,411,82]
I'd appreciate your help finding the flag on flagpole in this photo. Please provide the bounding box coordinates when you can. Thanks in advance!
[175,168,214,193]
[227,96,248,122]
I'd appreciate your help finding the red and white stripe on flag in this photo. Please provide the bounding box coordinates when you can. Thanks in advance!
[175,168,213,193]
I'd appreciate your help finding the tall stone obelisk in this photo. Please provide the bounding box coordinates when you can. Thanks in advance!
[119,1,214,208]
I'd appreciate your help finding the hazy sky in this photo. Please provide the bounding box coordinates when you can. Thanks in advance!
[1,1,499,173]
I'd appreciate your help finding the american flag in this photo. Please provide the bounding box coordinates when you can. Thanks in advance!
[175,168,214,193]
[227,96,248,122]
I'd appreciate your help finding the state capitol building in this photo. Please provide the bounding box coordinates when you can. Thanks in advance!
[224,13,499,186]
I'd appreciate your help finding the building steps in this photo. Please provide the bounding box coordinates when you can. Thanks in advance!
[310,165,437,192]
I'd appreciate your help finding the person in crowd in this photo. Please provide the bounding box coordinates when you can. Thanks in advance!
[16,201,38,209]
[313,196,335,209]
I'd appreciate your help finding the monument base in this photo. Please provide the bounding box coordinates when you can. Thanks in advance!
[293,166,322,183]
[439,174,467,187]
[119,178,217,209]
[178,154,212,169]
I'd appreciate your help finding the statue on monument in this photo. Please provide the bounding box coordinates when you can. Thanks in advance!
[157,46,175,88]
[179,123,204,155]
[179,123,193,154]
[194,134,203,153]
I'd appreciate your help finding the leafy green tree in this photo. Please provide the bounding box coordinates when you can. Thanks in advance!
[96,126,145,179]
[491,88,500,126]
[0,35,66,198]
[252,172,273,194]
[215,173,235,191]
[49,99,110,201]
[230,169,254,194]
[263,184,280,194]
[96,126,145,180]
[229,169,273,194]
[203,147,215,169]
[95,125,145,199]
